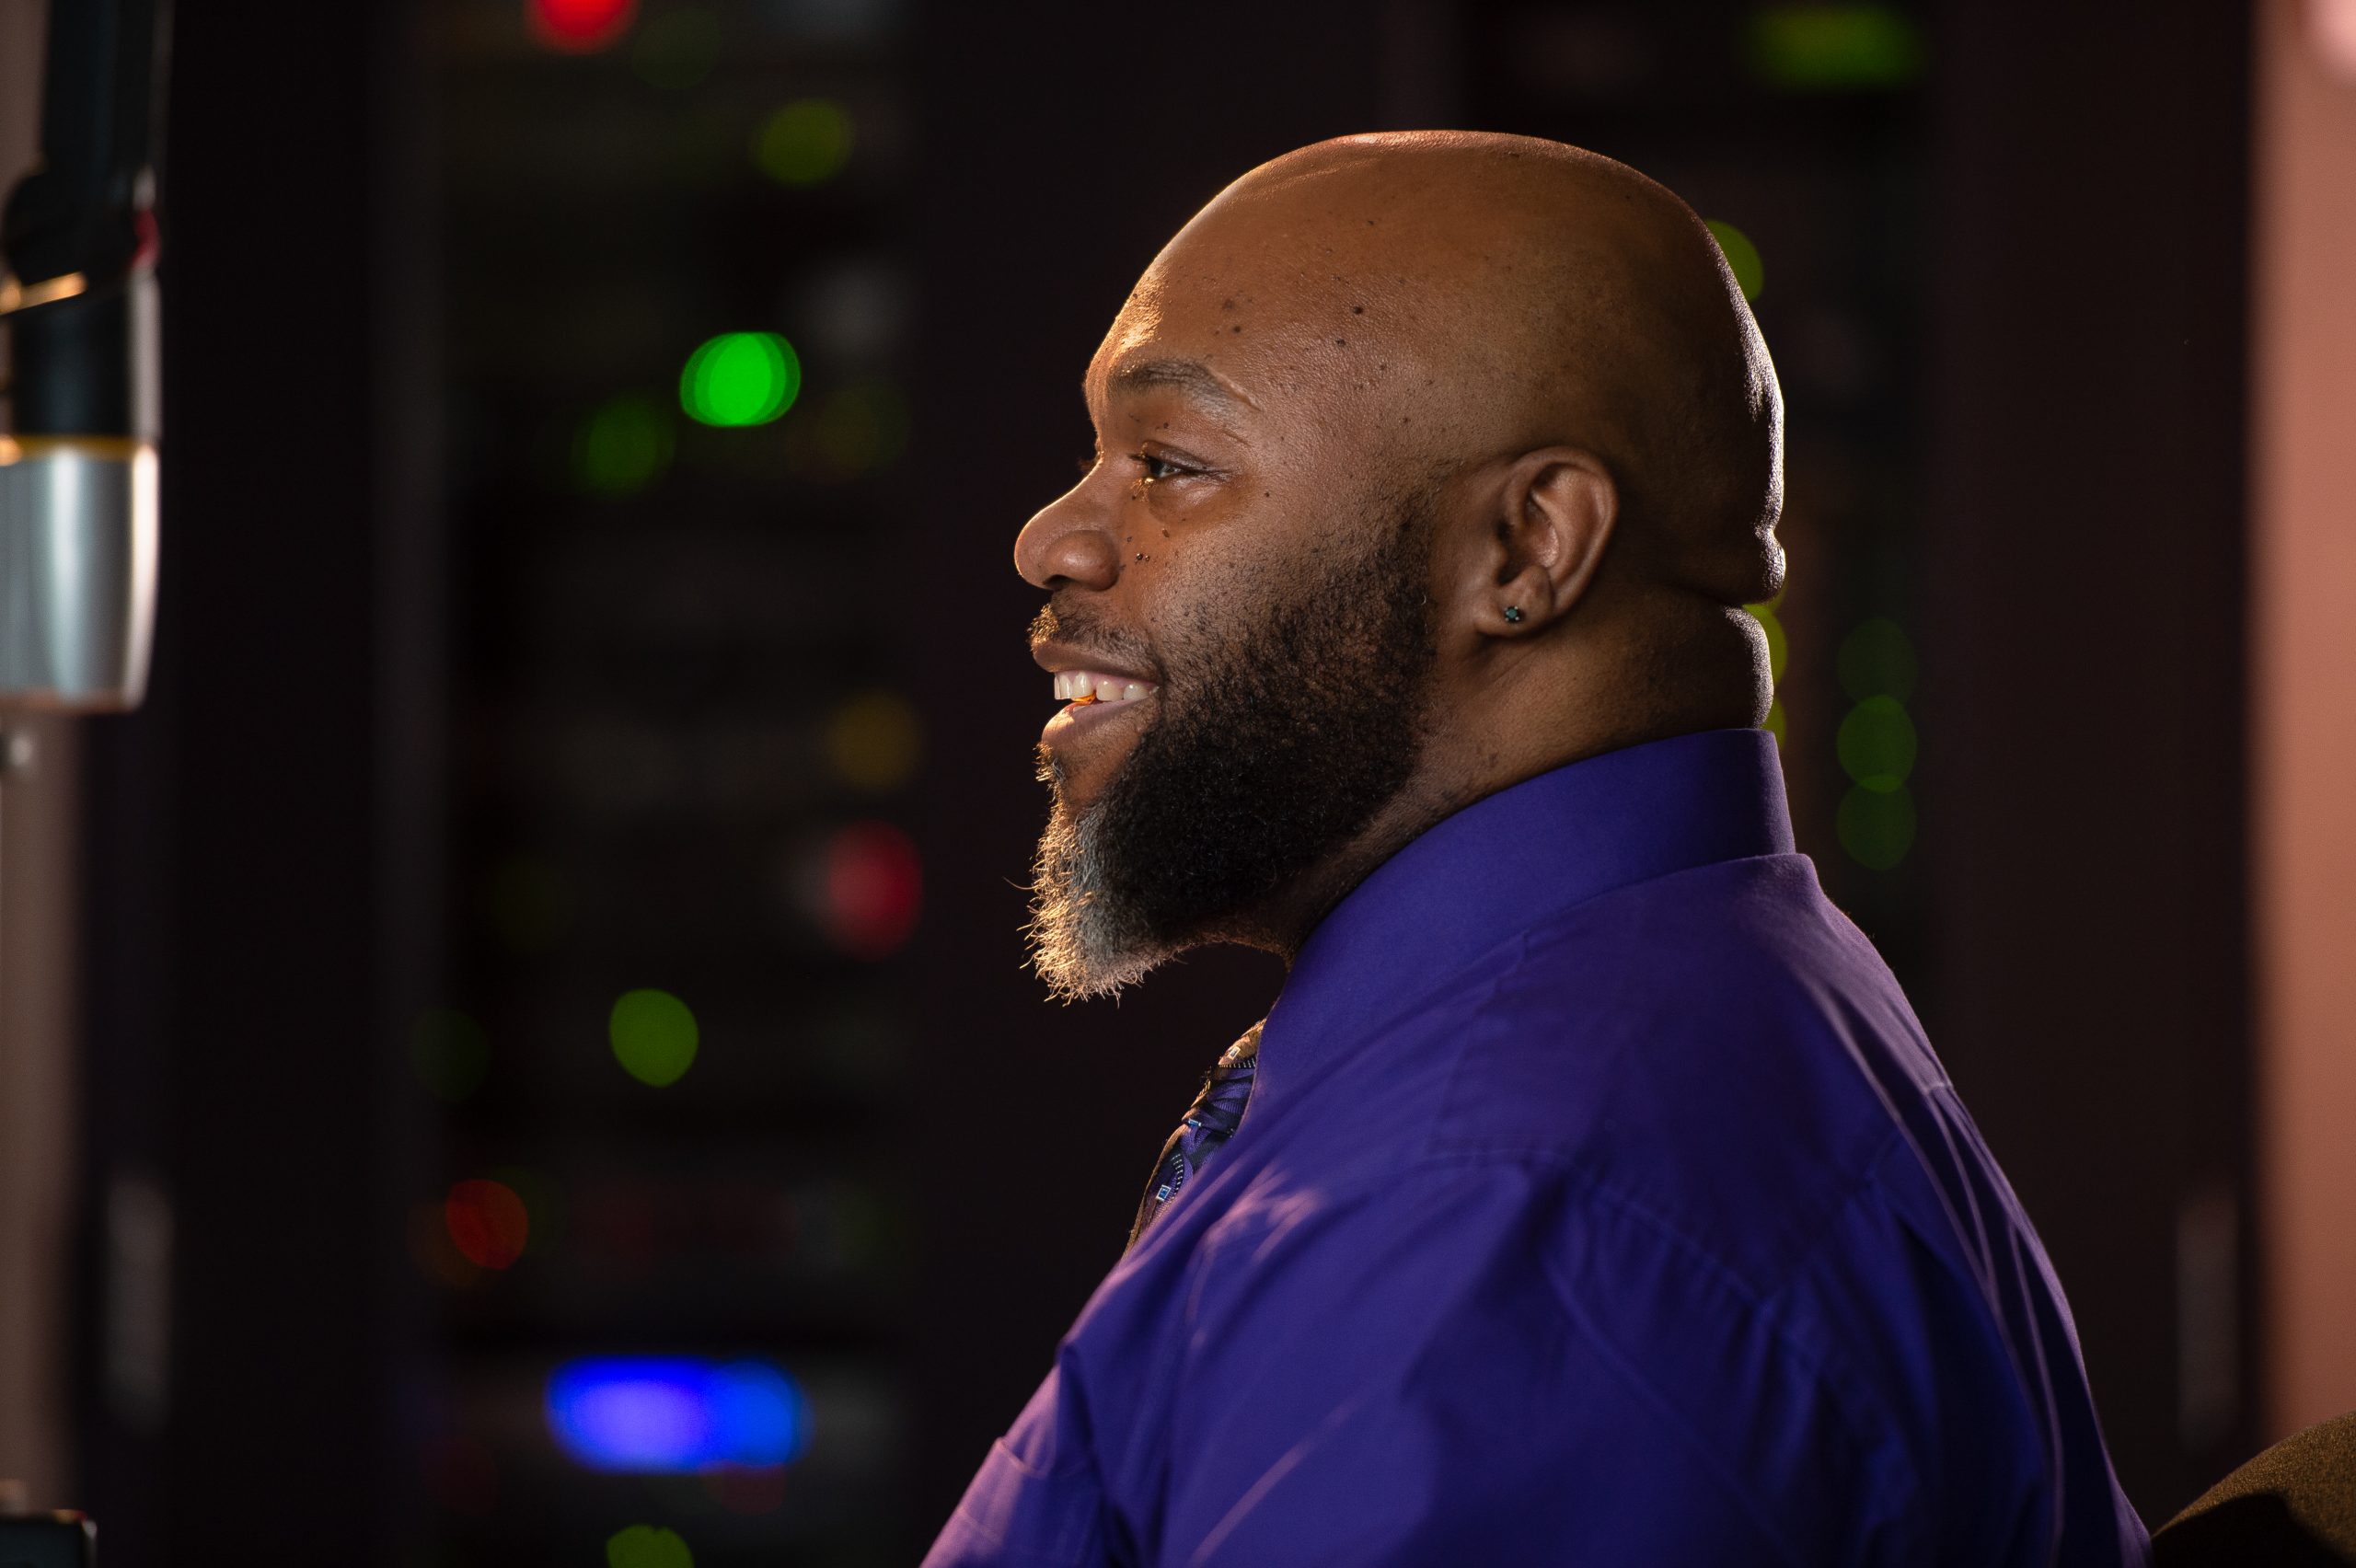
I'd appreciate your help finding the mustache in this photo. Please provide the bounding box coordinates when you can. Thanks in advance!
[1028,599,1164,676]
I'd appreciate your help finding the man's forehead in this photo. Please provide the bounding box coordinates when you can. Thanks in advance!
[1081,253,1346,410]
[1085,283,1259,409]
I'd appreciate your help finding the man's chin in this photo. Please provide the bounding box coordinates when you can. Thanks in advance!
[1037,732,1141,813]
[1037,751,1137,837]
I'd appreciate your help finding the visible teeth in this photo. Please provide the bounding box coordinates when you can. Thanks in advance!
[1051,670,1159,706]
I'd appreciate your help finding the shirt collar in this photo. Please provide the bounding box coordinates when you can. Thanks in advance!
[1256,727,1796,1108]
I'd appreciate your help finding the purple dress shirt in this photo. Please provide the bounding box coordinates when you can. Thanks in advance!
[925,729,2152,1567]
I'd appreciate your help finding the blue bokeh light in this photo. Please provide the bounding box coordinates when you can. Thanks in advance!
[547,1356,806,1471]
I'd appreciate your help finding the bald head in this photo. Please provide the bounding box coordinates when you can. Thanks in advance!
[1125,132,1784,610]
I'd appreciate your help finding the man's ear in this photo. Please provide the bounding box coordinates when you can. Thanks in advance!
[1459,446,1619,639]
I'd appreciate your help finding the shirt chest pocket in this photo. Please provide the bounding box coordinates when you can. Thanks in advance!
[930,1433,1114,1568]
[925,1363,1122,1568]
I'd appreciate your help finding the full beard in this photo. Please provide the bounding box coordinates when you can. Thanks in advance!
[1025,494,1438,1003]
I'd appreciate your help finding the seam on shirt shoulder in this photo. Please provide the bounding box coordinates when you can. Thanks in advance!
[1421,1147,1927,1564]
[1412,928,1546,1166]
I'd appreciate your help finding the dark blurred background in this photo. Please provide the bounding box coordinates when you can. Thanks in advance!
[3,0,2353,1562]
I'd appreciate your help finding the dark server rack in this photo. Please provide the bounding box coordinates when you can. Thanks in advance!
[422,4,918,1563]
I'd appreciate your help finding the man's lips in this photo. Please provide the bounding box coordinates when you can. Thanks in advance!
[1032,640,1161,746]
[1040,686,1157,748]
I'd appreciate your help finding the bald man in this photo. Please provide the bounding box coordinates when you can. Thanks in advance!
[926,133,2149,1567]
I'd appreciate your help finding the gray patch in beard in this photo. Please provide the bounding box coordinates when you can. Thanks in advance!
[1024,780,1172,1004]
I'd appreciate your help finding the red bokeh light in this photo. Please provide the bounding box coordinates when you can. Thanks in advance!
[445,1178,530,1270]
[527,0,636,52]
[823,822,921,960]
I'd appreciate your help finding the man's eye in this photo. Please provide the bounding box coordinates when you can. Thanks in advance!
[1133,452,1187,482]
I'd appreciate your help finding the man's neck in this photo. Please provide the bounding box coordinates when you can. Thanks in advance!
[1218,710,1722,963]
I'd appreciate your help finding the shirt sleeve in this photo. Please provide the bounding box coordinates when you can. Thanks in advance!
[1152,1158,1923,1568]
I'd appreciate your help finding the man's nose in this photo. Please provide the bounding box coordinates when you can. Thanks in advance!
[1014,487,1121,592]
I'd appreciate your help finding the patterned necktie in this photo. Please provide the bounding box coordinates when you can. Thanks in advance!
[1127,1021,1263,1251]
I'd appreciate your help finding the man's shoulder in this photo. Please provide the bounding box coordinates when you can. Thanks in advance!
[1420,850,1939,1286]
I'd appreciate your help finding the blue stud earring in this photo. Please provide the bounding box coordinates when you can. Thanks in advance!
[1503,605,1524,625]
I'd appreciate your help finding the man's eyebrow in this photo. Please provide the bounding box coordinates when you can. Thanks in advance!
[1102,357,1255,412]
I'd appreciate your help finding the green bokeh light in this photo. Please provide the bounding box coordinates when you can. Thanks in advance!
[607,1525,694,1568]
[1763,699,1786,744]
[754,99,853,187]
[1705,219,1765,303]
[1838,783,1916,870]
[1838,617,1917,704]
[1748,5,1926,91]
[1838,695,1918,792]
[410,1009,491,1103]
[573,395,676,497]
[681,332,801,427]
[609,987,699,1087]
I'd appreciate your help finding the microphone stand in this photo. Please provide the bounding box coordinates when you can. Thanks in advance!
[0,3,170,1555]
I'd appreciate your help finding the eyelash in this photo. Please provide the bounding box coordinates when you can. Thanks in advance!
[1075,452,1195,483]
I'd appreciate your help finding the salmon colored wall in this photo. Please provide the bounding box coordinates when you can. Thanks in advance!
[2253,0,2356,1441]
[0,0,81,1510]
